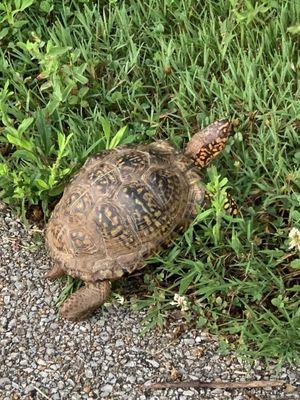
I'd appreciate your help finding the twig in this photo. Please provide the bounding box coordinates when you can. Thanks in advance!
[143,379,285,391]
[32,386,51,400]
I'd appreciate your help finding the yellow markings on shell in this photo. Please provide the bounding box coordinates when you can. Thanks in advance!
[112,216,119,225]
[134,198,144,207]
[105,207,112,218]
[143,215,152,226]
[111,225,122,236]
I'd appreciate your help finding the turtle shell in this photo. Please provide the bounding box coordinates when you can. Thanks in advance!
[45,142,199,282]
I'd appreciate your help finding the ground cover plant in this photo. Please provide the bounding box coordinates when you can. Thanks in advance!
[0,0,299,364]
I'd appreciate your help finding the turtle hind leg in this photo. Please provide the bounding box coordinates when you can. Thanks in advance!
[60,281,111,321]
[46,263,65,280]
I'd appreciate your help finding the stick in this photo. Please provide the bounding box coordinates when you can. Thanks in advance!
[144,379,285,391]
[32,386,51,400]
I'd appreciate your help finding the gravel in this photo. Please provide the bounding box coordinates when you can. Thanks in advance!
[0,204,299,400]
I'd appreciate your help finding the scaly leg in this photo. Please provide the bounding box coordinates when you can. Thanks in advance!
[61,281,111,321]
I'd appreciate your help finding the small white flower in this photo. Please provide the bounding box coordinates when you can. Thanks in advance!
[289,227,300,251]
[170,293,189,312]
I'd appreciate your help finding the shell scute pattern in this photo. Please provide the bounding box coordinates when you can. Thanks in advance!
[47,144,194,281]
[69,228,101,256]
[147,143,174,165]
[87,163,120,196]
[112,149,150,180]
[95,202,140,256]
[66,189,93,214]
[146,168,183,207]
[47,222,67,254]
[117,182,165,236]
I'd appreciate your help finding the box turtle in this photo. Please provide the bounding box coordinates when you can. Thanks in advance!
[45,119,234,321]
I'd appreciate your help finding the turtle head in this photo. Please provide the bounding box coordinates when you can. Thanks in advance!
[185,119,233,168]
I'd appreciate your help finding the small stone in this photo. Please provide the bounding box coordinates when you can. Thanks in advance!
[0,378,10,388]
[127,375,136,383]
[183,390,195,396]
[101,384,113,396]
[211,389,223,394]
[85,368,93,379]
[83,385,91,393]
[37,359,47,366]
[183,338,195,346]
[125,361,135,368]
[146,359,160,368]
[107,373,117,384]
[66,378,75,387]
[24,384,35,394]
[115,339,124,347]
[288,372,296,380]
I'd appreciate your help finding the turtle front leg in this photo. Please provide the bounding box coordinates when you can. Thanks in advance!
[61,281,111,321]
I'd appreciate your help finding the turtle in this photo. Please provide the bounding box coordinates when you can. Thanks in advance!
[45,119,235,321]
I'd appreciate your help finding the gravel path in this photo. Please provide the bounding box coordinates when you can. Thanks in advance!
[0,205,299,400]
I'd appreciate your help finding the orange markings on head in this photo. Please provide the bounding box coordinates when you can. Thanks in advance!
[194,137,227,167]
[186,119,233,168]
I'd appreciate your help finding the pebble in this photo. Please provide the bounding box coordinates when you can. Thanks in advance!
[0,378,10,388]
[101,384,113,396]
[183,390,196,396]
[146,359,160,368]
[85,368,93,379]
[0,205,299,400]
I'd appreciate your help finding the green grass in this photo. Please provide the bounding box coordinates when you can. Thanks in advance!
[0,0,299,364]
